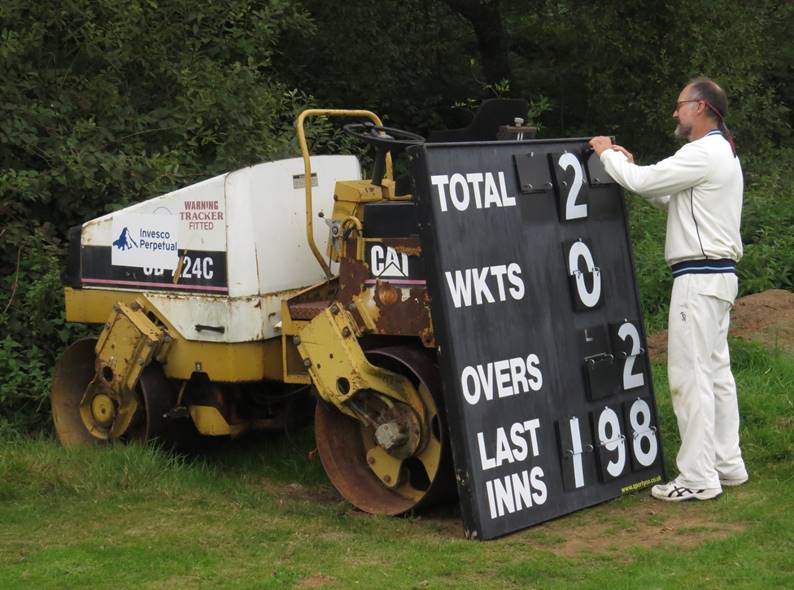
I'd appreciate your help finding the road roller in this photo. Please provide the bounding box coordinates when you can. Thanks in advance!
[53,100,532,514]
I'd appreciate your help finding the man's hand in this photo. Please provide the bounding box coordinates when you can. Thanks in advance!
[589,137,635,163]
[589,136,613,156]
[611,144,635,163]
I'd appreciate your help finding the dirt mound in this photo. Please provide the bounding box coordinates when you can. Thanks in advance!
[647,289,794,360]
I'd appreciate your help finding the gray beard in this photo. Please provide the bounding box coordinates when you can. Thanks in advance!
[674,123,692,140]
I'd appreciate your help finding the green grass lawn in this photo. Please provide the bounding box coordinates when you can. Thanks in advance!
[1,338,792,590]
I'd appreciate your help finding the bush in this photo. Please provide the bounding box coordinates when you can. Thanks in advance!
[0,0,357,435]
[626,197,671,330]
[0,0,791,436]
[739,147,794,294]
[0,223,89,433]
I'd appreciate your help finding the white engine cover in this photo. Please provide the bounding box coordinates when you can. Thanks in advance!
[78,155,361,342]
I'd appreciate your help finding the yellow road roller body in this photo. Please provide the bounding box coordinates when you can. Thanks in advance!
[51,104,537,514]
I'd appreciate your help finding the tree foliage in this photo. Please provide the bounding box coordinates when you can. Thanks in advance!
[0,0,332,430]
[1,0,792,432]
[1,0,322,229]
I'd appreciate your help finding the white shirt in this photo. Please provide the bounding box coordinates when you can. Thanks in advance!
[600,132,743,266]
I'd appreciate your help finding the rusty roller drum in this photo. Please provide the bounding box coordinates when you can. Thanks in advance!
[51,337,195,448]
[314,345,455,514]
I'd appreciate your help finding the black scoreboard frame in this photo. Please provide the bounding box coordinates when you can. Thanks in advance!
[409,138,667,540]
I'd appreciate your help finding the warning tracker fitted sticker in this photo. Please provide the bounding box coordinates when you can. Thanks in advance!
[179,198,226,248]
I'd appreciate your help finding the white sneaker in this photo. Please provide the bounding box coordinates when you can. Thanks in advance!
[719,474,749,487]
[651,480,723,502]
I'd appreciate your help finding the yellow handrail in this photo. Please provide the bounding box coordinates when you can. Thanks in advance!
[296,109,392,279]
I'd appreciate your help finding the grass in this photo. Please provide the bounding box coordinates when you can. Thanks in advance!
[1,338,792,589]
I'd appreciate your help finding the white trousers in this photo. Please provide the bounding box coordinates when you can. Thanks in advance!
[667,273,747,489]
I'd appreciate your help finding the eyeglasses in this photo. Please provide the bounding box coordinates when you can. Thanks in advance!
[675,99,701,112]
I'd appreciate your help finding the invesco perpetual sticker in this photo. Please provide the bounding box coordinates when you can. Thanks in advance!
[111,213,179,270]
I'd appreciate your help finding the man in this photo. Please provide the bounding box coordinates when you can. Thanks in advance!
[589,76,748,502]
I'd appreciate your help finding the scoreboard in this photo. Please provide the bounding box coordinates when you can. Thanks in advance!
[409,139,666,540]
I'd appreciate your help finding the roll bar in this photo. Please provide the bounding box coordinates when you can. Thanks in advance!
[296,109,393,279]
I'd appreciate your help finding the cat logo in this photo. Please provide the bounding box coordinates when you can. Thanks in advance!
[370,244,409,278]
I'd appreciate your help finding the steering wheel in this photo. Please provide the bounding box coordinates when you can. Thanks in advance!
[343,122,425,187]
[343,122,425,149]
